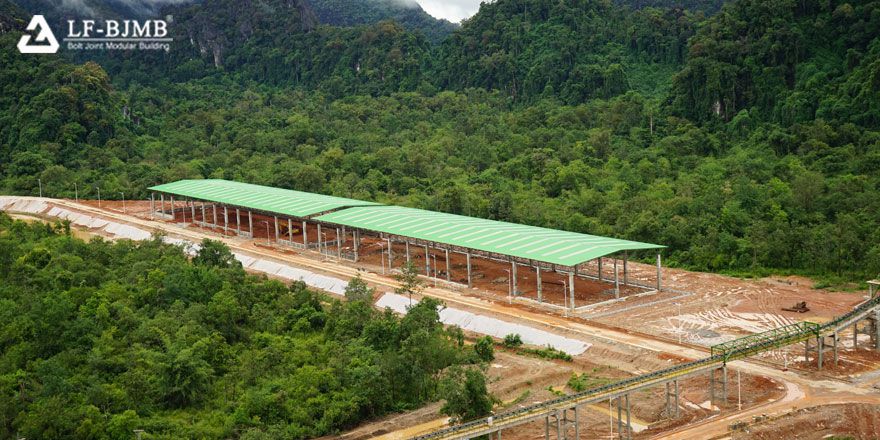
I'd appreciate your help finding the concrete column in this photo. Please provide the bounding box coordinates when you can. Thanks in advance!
[536,266,543,303]
[248,211,253,236]
[150,193,155,219]
[623,251,628,286]
[235,209,241,235]
[425,245,430,275]
[302,221,308,246]
[445,249,450,281]
[160,194,165,216]
[569,272,575,309]
[336,227,342,258]
[317,224,323,253]
[721,365,728,403]
[223,206,229,233]
[875,309,880,351]
[833,332,839,365]
[274,216,279,243]
[674,380,680,417]
[511,260,518,294]
[854,322,859,349]
[656,253,662,291]
[466,252,472,288]
[617,398,622,439]
[598,257,603,282]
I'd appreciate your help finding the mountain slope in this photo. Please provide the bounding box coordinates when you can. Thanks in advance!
[309,0,457,43]
[671,0,880,124]
[431,0,698,103]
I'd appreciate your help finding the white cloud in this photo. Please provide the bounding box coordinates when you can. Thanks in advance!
[417,0,483,22]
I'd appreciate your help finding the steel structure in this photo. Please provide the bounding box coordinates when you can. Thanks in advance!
[411,294,880,440]
[148,179,667,305]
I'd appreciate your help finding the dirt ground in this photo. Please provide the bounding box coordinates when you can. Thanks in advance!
[730,403,880,439]
[31,199,879,439]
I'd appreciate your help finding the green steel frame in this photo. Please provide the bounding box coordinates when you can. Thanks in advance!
[710,321,821,363]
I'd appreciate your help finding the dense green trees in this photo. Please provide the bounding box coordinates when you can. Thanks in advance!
[1,0,879,284]
[0,214,485,438]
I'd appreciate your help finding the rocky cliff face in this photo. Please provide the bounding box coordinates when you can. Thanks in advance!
[168,0,317,68]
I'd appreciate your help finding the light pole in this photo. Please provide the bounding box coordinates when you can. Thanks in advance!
[674,302,682,343]
[120,192,125,214]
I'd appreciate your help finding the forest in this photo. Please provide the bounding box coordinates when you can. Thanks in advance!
[0,0,878,282]
[0,214,490,438]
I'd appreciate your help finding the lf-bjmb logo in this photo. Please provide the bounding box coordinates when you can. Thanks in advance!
[18,15,60,54]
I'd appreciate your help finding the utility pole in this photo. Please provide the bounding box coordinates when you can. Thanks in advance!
[737,369,742,411]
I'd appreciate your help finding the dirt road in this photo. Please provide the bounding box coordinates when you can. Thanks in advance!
[12,198,880,439]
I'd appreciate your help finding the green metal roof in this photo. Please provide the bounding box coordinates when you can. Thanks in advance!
[148,179,379,218]
[316,206,664,266]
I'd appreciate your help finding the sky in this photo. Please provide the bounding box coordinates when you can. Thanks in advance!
[418,0,482,22]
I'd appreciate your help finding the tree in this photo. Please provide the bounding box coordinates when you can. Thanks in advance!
[344,275,374,303]
[503,333,523,348]
[394,261,423,306]
[474,336,494,362]
[193,239,239,269]
[439,365,496,423]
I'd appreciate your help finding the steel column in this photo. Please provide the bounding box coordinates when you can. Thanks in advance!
[625,394,631,439]
[160,194,165,216]
[466,252,473,288]
[274,216,279,243]
[623,251,628,286]
[288,219,293,243]
[875,309,880,351]
[201,203,207,226]
[511,260,517,294]
[674,380,680,417]
[354,230,360,261]
[303,221,308,246]
[854,322,859,349]
[317,224,322,253]
[569,272,575,309]
[336,228,342,258]
[387,238,393,269]
[537,266,543,303]
[614,258,620,299]
[150,193,155,219]
[818,335,824,370]
[223,206,229,233]
[656,253,662,290]
[425,245,430,275]
[212,204,217,227]
[405,241,411,263]
[597,257,603,282]
[834,331,839,365]
[190,201,196,226]
[235,209,240,235]
[445,249,450,281]
[248,211,253,236]
[170,196,174,220]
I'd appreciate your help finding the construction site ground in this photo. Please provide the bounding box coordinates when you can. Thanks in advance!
[8,197,880,439]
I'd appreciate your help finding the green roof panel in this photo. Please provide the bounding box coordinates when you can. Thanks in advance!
[149,179,379,217]
[316,206,664,266]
